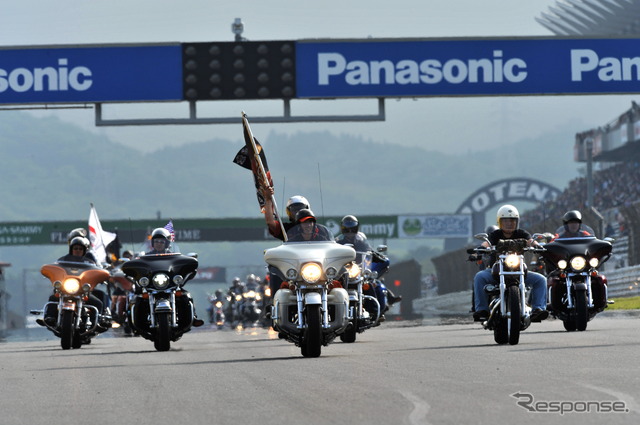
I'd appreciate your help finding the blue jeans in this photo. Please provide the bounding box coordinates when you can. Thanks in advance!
[473,269,547,313]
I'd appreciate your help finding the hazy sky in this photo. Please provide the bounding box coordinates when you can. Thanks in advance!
[1,0,636,153]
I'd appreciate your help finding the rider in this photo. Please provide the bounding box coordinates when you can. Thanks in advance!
[67,227,99,264]
[37,236,108,327]
[263,187,312,296]
[554,210,595,239]
[136,227,204,327]
[548,210,606,311]
[472,205,548,322]
[286,209,333,242]
[335,215,402,316]
[263,186,310,242]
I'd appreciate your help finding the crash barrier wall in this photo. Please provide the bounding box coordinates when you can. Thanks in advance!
[605,265,640,298]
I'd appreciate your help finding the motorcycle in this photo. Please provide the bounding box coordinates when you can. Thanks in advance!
[207,291,226,329]
[121,249,199,351]
[238,287,263,328]
[539,234,613,331]
[265,223,354,357]
[32,261,111,349]
[340,250,382,343]
[470,234,544,345]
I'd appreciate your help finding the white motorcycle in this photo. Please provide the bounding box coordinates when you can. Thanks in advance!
[265,223,354,358]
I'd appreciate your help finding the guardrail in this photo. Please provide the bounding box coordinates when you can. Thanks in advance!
[604,265,640,298]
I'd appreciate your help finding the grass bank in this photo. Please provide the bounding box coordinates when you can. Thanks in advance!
[608,296,640,310]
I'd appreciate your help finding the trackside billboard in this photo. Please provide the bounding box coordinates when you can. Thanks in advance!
[0,44,182,104]
[296,37,640,98]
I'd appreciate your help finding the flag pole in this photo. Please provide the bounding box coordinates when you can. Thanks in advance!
[242,111,288,241]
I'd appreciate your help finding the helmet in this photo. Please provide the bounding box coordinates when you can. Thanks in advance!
[286,195,310,222]
[485,225,499,234]
[68,236,90,255]
[562,210,582,224]
[246,273,256,283]
[67,228,87,244]
[150,227,171,251]
[496,204,519,226]
[341,215,359,234]
[232,276,241,285]
[295,208,316,223]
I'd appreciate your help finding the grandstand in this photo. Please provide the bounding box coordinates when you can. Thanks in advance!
[537,0,640,36]
[432,2,640,295]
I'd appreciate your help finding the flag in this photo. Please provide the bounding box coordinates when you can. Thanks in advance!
[233,113,273,213]
[164,219,175,242]
[88,204,117,265]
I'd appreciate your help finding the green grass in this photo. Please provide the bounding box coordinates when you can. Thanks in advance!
[608,296,640,310]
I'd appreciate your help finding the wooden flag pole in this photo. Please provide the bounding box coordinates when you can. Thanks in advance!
[242,111,288,241]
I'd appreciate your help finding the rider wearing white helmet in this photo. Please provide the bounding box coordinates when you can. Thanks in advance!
[472,204,548,323]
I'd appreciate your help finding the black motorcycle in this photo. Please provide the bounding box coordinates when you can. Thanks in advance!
[540,235,613,331]
[122,252,199,351]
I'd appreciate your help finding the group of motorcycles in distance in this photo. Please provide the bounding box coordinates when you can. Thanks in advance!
[31,223,397,357]
[206,274,272,331]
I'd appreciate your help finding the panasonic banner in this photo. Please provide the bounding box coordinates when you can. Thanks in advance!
[296,37,640,98]
[0,44,182,104]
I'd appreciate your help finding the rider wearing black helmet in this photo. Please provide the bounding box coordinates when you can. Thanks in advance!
[67,228,99,264]
[286,209,333,242]
[335,214,401,318]
[554,210,594,239]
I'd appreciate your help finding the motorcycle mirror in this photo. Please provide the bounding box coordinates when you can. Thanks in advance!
[603,237,615,243]
[376,245,387,253]
[473,233,488,240]
[187,252,198,258]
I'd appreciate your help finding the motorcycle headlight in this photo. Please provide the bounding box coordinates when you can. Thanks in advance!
[53,280,62,290]
[325,267,338,280]
[301,263,322,283]
[215,301,223,308]
[153,273,170,289]
[504,254,521,269]
[348,263,361,279]
[235,294,243,302]
[245,290,256,299]
[82,283,92,293]
[264,287,272,297]
[286,268,297,280]
[62,278,80,294]
[557,260,567,270]
[173,275,184,285]
[589,258,599,268]
[570,256,586,271]
[139,277,150,287]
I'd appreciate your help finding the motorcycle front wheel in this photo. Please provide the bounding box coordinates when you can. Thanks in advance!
[60,310,75,350]
[154,312,172,352]
[507,285,521,345]
[301,305,322,358]
[575,289,588,331]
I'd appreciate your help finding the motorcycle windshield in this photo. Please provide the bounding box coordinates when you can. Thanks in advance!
[121,253,198,283]
[543,236,612,265]
[42,262,110,288]
[285,222,335,243]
